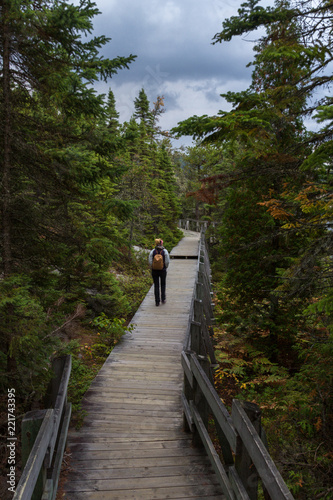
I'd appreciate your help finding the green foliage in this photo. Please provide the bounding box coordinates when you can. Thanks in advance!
[0,275,57,402]
[172,1,333,495]
[117,273,152,314]
[91,313,134,359]
[57,340,99,426]
[134,88,154,131]
[212,299,333,497]
[0,0,183,419]
[212,0,291,43]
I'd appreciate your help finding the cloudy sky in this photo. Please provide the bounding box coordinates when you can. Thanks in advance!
[89,0,270,147]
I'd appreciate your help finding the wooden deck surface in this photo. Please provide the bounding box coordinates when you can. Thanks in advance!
[63,232,225,499]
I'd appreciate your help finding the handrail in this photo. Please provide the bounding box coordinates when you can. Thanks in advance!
[14,356,72,500]
[181,229,294,500]
[178,218,214,232]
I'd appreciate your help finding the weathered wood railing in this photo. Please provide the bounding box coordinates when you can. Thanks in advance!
[179,218,211,232]
[14,355,72,500]
[181,231,294,500]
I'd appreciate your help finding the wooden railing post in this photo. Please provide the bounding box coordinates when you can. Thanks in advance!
[44,356,68,408]
[190,320,201,355]
[196,280,204,301]
[233,400,262,500]
[181,349,194,433]
[21,410,48,500]
[192,354,210,448]
[182,379,193,433]
[15,355,72,500]
[192,299,206,357]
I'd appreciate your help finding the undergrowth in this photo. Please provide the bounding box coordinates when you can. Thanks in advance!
[212,284,333,499]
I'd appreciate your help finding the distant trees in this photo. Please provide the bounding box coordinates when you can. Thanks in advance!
[119,88,181,248]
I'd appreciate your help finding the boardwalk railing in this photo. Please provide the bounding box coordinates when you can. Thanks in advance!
[179,218,212,232]
[14,356,72,500]
[181,231,294,500]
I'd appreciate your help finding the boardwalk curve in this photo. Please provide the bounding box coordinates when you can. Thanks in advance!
[63,232,225,499]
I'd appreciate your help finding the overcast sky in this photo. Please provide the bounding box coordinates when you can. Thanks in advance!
[89,0,271,148]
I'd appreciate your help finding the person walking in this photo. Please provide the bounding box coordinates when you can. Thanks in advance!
[149,238,170,306]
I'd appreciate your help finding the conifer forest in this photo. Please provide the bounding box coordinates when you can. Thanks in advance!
[0,0,332,498]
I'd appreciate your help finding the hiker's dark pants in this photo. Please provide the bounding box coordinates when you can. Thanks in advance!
[152,269,167,304]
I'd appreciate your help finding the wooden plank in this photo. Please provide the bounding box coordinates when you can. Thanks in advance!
[68,446,206,461]
[41,479,53,500]
[87,373,182,383]
[80,406,181,417]
[77,423,183,433]
[83,394,181,403]
[232,400,294,500]
[92,365,183,375]
[68,432,192,443]
[62,484,223,499]
[85,382,181,393]
[181,392,194,432]
[81,411,182,421]
[86,384,182,394]
[69,455,212,470]
[234,401,261,499]
[181,351,193,387]
[102,355,182,363]
[21,409,48,500]
[82,403,181,413]
[68,439,193,452]
[228,466,251,500]
[69,463,215,480]
[47,355,71,466]
[63,474,221,492]
[80,418,183,430]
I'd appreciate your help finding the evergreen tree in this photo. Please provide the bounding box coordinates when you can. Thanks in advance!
[173,3,333,493]
[0,0,136,393]
[105,89,120,133]
[133,88,154,133]
[172,0,331,356]
[0,0,135,274]
[119,92,182,248]
[210,0,333,325]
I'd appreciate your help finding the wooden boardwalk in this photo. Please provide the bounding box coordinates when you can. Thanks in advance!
[63,232,225,499]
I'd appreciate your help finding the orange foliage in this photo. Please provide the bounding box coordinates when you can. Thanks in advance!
[186,172,235,204]
[258,198,293,220]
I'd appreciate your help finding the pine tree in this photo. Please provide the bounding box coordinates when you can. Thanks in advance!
[0,0,136,275]
[0,0,136,392]
[105,89,120,132]
[172,0,319,354]
[119,92,182,248]
[133,88,153,131]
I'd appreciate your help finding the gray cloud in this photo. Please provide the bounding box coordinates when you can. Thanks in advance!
[88,0,271,146]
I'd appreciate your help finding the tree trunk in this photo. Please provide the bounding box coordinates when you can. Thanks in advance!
[2,1,12,276]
